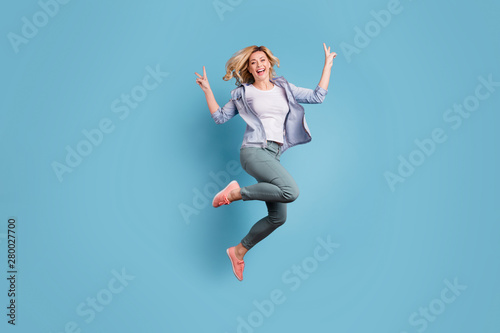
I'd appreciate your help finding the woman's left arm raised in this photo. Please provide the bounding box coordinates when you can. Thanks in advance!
[318,42,337,91]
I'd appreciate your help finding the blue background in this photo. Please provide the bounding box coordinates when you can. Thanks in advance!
[1,0,499,332]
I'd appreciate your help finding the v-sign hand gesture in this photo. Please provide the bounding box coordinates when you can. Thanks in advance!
[323,43,337,67]
[195,66,211,93]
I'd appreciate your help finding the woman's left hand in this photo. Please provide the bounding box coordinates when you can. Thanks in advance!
[323,43,337,67]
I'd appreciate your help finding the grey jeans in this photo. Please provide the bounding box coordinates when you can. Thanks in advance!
[239,141,300,250]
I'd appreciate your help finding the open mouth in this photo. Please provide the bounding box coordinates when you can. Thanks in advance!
[257,68,266,76]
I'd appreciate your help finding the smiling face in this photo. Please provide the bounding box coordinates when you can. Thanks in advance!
[248,51,271,83]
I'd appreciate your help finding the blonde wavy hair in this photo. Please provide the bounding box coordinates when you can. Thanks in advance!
[222,45,280,86]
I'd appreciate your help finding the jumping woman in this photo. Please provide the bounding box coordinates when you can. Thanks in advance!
[195,43,336,281]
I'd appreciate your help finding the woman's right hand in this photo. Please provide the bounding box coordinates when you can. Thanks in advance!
[195,66,211,93]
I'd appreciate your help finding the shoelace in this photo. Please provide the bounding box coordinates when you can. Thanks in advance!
[218,195,231,206]
[230,248,245,265]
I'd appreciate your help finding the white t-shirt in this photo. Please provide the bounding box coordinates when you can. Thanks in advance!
[245,83,289,144]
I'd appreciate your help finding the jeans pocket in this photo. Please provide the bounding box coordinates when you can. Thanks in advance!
[264,147,278,159]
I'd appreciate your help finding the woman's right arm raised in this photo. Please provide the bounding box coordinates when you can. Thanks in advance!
[195,66,219,115]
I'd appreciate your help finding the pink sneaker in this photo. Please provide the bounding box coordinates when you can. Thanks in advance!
[226,246,244,281]
[212,180,240,208]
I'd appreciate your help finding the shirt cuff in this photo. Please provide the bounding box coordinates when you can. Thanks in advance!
[316,85,328,96]
[210,107,223,124]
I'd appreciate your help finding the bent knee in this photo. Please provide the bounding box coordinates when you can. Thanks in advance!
[282,185,299,203]
[269,214,287,227]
